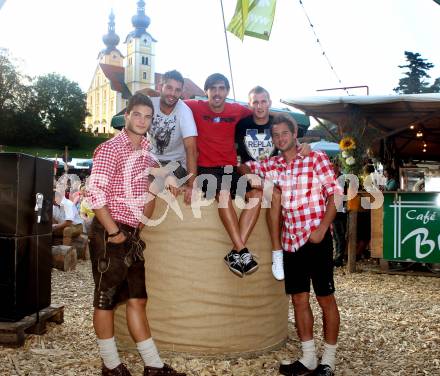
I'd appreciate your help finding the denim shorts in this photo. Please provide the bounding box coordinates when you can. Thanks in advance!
[88,219,147,310]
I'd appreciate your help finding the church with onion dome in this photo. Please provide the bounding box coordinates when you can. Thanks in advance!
[85,0,203,135]
[85,0,155,135]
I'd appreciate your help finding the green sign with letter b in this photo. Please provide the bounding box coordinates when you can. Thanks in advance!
[383,193,440,263]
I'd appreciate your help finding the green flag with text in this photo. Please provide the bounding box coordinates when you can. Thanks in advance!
[228,0,277,41]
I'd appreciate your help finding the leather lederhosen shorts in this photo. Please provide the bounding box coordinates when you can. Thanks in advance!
[88,218,147,310]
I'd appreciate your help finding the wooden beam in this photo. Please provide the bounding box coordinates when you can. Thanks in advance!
[309,115,339,142]
[347,211,357,273]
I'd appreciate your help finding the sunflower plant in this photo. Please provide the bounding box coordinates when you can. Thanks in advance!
[338,136,362,176]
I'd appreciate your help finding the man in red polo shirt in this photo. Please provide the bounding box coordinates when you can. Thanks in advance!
[185,73,259,277]
[246,115,342,376]
[87,93,185,376]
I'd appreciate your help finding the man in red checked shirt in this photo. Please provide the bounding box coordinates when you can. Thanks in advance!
[86,93,185,376]
[246,115,342,376]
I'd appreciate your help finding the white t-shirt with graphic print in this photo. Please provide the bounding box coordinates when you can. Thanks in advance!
[148,97,197,168]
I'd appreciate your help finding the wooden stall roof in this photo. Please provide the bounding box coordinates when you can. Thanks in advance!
[281,94,440,160]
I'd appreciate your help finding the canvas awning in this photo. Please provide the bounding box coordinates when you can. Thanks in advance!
[281,94,440,161]
[310,140,340,157]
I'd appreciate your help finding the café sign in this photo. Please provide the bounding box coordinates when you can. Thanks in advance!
[383,193,440,263]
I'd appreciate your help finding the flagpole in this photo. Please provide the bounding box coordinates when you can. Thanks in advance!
[220,0,236,101]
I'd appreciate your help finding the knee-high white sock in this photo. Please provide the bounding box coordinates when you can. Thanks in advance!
[97,337,121,370]
[299,339,318,370]
[136,338,164,368]
[321,342,337,371]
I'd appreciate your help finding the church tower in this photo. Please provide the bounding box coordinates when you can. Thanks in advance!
[99,10,124,66]
[85,10,126,135]
[125,0,156,94]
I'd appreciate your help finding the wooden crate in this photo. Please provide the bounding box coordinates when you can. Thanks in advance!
[0,304,64,347]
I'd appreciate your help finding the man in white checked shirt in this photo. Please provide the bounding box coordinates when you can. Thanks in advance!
[246,115,342,376]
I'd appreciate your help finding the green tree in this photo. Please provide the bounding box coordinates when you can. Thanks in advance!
[394,51,440,94]
[33,73,87,147]
[0,48,30,113]
[0,49,45,146]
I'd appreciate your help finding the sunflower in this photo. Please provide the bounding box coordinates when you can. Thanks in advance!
[339,136,356,151]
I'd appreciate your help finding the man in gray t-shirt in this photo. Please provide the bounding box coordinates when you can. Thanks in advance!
[148,70,198,204]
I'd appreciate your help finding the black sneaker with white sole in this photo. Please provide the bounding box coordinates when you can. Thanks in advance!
[239,248,258,275]
[224,250,244,277]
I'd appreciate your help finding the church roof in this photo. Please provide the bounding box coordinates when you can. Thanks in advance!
[99,63,132,99]
[154,73,205,99]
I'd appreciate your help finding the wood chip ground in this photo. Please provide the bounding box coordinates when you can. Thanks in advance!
[0,261,438,375]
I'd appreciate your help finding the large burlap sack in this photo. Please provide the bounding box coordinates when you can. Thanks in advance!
[115,194,288,356]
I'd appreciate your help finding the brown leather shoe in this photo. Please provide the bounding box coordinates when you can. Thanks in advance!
[102,363,132,376]
[143,363,186,375]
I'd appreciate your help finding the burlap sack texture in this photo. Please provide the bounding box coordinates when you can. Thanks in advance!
[115,194,288,357]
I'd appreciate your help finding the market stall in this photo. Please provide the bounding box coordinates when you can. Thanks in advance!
[281,94,440,273]
[371,168,440,269]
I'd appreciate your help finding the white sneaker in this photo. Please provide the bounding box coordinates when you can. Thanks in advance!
[272,251,284,280]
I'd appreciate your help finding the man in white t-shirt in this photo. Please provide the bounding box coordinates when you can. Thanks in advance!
[148,70,197,204]
[52,191,83,245]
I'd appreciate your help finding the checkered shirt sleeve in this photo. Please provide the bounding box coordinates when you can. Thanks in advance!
[245,158,278,181]
[86,142,117,209]
[313,151,343,199]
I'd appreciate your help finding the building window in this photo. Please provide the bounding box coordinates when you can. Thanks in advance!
[142,71,147,80]
[141,56,148,65]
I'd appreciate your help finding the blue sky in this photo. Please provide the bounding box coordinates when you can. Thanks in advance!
[1,0,439,107]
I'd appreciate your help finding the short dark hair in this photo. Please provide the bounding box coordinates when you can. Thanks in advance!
[126,93,154,115]
[271,114,298,136]
[204,73,230,91]
[248,85,270,99]
[162,70,184,86]
[385,167,396,177]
